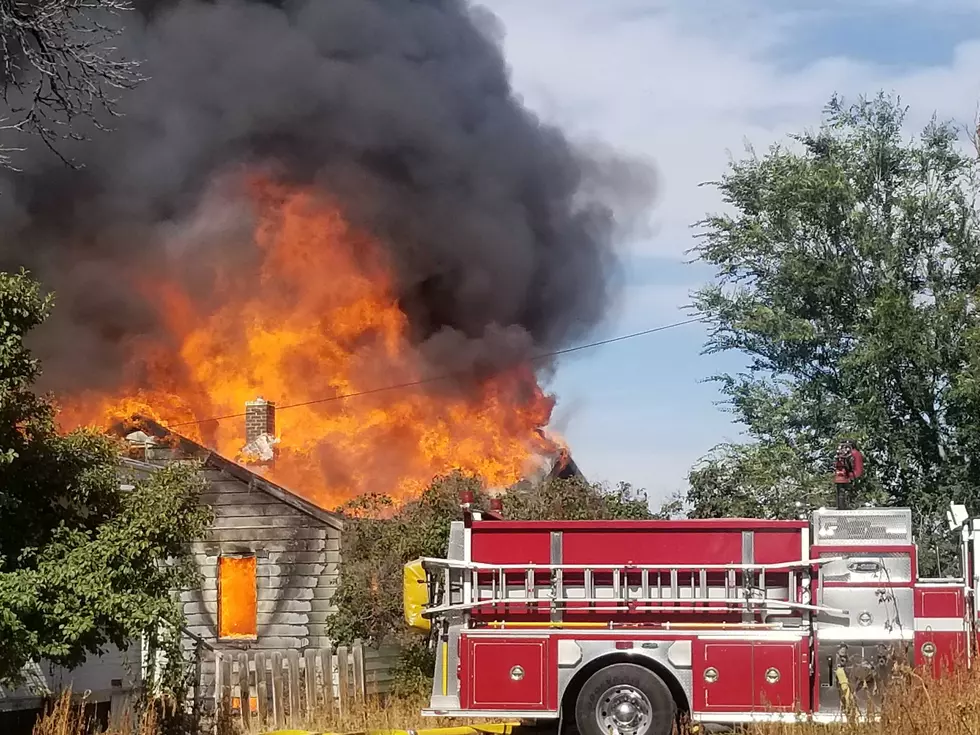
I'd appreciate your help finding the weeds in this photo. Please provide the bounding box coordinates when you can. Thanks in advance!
[30,662,980,735]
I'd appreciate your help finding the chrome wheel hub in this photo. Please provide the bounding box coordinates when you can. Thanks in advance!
[596,685,653,735]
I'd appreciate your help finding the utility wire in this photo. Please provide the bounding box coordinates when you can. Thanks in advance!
[166,315,705,429]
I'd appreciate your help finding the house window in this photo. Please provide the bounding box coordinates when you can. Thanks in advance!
[218,554,257,640]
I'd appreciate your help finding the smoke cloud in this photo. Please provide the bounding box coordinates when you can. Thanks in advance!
[0,0,655,395]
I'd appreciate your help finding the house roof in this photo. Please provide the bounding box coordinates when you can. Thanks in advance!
[113,417,344,531]
[547,447,586,483]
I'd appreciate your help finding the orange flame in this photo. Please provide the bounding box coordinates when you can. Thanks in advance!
[218,555,257,640]
[58,176,558,508]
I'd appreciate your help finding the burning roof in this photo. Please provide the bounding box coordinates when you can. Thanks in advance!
[115,415,343,528]
[547,447,586,482]
[116,411,579,516]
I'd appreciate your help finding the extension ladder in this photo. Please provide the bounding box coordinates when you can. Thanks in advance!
[417,557,848,620]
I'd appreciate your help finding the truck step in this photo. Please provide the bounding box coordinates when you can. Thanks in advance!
[260,724,523,735]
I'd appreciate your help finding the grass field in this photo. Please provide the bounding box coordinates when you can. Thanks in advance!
[29,662,980,735]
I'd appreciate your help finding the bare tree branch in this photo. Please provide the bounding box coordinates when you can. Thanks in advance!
[0,0,144,169]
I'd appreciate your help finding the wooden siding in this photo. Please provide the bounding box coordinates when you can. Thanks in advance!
[181,469,343,705]
[0,643,142,713]
[363,645,401,697]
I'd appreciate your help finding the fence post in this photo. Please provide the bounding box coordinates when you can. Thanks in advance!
[271,652,284,728]
[238,652,251,732]
[337,645,350,716]
[353,640,365,706]
[319,645,334,719]
[304,649,317,715]
[192,639,203,725]
[287,650,301,726]
[212,650,221,716]
[254,651,268,726]
[215,651,232,716]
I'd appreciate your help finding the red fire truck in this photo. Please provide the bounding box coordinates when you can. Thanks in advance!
[403,497,979,735]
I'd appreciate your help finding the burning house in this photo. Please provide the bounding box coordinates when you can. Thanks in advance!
[121,399,344,704]
[2,391,581,728]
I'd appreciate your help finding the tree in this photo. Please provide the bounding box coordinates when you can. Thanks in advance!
[687,443,829,521]
[0,0,142,168]
[0,269,211,687]
[686,93,980,571]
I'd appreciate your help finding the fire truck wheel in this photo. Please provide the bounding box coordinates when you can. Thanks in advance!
[574,663,676,735]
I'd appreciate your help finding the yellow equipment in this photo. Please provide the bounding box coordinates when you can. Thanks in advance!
[403,558,430,632]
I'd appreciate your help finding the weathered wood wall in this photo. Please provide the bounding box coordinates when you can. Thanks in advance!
[0,643,142,715]
[213,641,401,730]
[363,644,401,697]
[180,468,343,706]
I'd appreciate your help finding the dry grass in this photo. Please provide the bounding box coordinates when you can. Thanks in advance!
[291,692,487,733]
[29,663,980,735]
[30,690,482,735]
[31,690,162,735]
[746,661,980,735]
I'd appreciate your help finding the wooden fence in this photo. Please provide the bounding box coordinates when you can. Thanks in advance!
[213,641,400,730]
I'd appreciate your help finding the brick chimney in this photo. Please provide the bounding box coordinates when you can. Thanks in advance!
[241,397,278,469]
[245,397,276,444]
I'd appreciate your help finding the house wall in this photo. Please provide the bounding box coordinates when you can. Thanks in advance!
[180,468,341,703]
[0,642,142,713]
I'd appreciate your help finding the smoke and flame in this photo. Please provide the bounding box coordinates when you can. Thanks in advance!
[58,176,559,508]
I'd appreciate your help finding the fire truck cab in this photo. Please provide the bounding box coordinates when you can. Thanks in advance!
[403,499,980,735]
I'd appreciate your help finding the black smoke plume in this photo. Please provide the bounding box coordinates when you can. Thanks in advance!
[0,0,654,396]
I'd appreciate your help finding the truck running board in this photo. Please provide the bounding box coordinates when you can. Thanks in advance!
[259,725,524,735]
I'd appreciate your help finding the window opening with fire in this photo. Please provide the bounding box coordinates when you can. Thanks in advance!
[218,554,258,639]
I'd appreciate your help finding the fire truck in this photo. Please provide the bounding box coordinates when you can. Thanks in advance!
[403,495,980,735]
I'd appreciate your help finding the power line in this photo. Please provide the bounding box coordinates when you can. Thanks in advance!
[166,315,704,429]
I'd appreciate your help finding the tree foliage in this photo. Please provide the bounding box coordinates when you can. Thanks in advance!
[687,93,980,570]
[0,269,211,687]
[0,0,143,167]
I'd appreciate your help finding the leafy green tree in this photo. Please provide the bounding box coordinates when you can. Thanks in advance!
[505,477,659,521]
[687,443,833,520]
[0,269,211,687]
[687,93,980,571]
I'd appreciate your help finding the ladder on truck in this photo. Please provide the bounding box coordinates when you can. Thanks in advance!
[417,557,849,621]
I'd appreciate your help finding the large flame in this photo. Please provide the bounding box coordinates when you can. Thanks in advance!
[58,176,558,508]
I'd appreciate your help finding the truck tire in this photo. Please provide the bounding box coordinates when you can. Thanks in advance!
[574,663,676,735]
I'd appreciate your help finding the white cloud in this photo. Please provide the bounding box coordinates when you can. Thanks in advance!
[483,0,980,259]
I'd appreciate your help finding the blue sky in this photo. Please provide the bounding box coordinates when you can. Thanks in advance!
[482,0,980,505]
